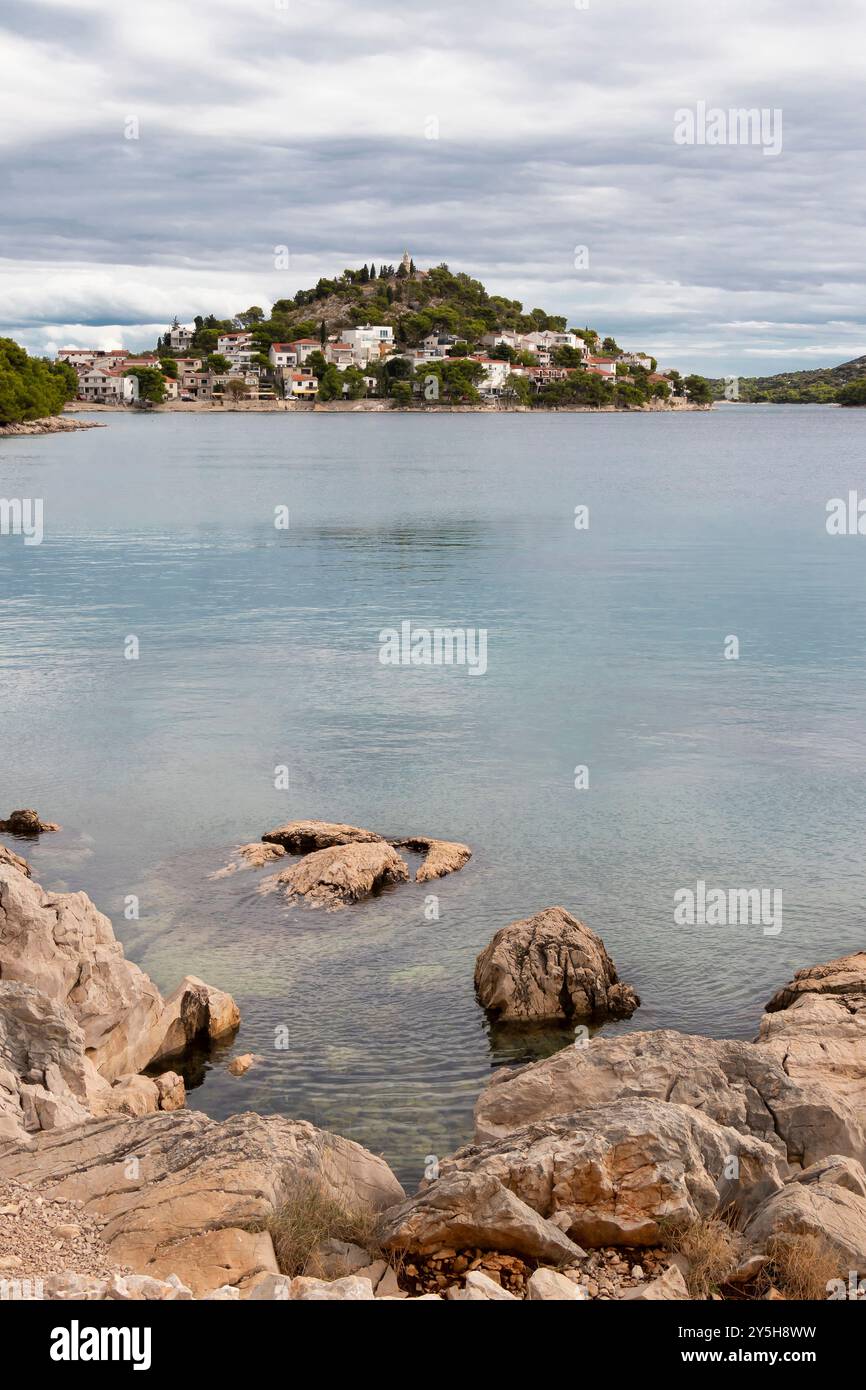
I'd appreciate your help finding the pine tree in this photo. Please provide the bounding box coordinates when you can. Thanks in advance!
[370,263,377,279]
[319,320,327,346]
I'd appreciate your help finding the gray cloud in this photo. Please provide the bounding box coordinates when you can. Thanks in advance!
[1,0,863,374]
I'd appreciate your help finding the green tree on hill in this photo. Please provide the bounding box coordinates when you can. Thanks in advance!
[838,378,866,406]
[684,374,712,404]
[316,365,343,401]
[128,367,165,404]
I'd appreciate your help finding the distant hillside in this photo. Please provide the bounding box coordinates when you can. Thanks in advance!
[709,354,866,404]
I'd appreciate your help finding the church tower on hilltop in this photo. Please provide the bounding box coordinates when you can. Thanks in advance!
[400,250,411,273]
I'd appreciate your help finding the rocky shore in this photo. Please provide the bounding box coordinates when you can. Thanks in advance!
[1,816,864,1302]
[0,415,104,437]
[63,399,709,416]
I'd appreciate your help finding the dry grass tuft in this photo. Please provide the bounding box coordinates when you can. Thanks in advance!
[665,1216,744,1298]
[764,1234,845,1301]
[252,1171,380,1278]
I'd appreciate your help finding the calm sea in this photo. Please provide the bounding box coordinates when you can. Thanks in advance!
[1,406,864,1184]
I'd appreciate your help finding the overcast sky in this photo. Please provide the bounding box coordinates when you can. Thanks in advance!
[1,0,863,375]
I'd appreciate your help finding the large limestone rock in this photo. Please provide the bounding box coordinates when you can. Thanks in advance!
[474,907,639,1024]
[0,981,188,1141]
[474,1025,866,1168]
[260,841,409,909]
[765,952,866,1012]
[744,1157,866,1270]
[261,820,383,853]
[0,1109,405,1296]
[0,982,93,1139]
[148,975,240,1067]
[379,1169,584,1263]
[756,992,866,1119]
[389,837,472,883]
[438,1099,787,1247]
[0,858,239,1090]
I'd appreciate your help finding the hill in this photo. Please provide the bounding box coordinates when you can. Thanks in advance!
[158,261,615,362]
[709,354,866,404]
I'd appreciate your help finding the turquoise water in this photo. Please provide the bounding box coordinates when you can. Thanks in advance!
[1,406,865,1184]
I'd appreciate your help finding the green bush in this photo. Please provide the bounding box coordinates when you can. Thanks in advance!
[0,339,78,424]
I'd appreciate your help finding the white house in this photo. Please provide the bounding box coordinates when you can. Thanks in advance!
[78,367,139,404]
[421,332,459,353]
[217,331,253,357]
[167,323,195,352]
[472,358,511,394]
[525,330,582,352]
[585,356,618,378]
[287,371,318,397]
[324,341,355,369]
[269,343,298,369]
[289,338,322,366]
[340,325,394,364]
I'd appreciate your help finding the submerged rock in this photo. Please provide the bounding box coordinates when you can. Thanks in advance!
[211,842,286,877]
[474,906,639,1024]
[261,820,382,853]
[389,837,472,882]
[260,840,409,909]
[0,809,59,835]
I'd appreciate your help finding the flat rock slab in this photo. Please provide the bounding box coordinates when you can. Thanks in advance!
[0,1109,405,1295]
[474,905,639,1024]
[259,841,409,908]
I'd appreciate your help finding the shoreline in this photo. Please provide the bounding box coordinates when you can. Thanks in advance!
[0,415,105,437]
[64,398,711,416]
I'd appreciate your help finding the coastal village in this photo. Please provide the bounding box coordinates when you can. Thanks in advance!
[58,252,682,408]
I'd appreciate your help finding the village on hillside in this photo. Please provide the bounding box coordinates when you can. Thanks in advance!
[59,253,693,408]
